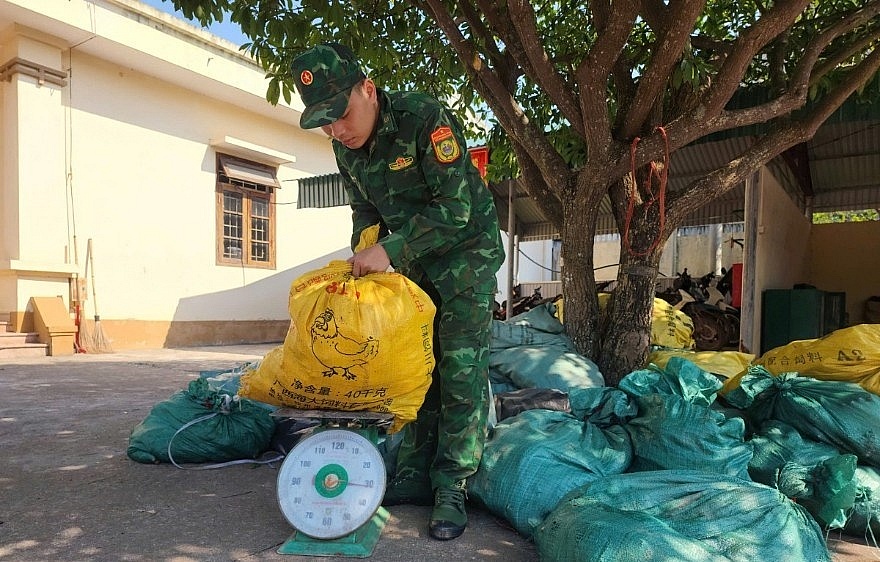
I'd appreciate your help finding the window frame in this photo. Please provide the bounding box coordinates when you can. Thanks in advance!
[215,153,277,269]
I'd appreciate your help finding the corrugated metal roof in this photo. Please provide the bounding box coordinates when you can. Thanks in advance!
[504,115,880,241]
[297,173,349,209]
[808,120,880,211]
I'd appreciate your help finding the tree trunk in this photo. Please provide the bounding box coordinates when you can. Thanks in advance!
[598,170,669,386]
[559,174,604,361]
[597,251,660,386]
[598,245,663,386]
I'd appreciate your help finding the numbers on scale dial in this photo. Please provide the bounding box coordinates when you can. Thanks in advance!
[277,429,387,539]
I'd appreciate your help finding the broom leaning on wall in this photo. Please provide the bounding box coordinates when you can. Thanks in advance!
[73,234,91,353]
[80,238,113,353]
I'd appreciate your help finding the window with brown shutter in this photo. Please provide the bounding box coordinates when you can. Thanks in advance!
[216,154,277,268]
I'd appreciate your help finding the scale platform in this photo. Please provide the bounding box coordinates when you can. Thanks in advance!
[272,408,395,428]
[276,508,391,557]
[271,408,394,558]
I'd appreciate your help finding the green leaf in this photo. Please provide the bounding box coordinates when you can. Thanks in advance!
[266,76,280,105]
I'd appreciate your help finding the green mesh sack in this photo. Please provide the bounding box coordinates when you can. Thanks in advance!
[748,420,842,482]
[489,303,604,392]
[749,420,858,528]
[749,421,880,536]
[127,377,276,464]
[775,456,858,529]
[623,394,753,478]
[468,409,631,538]
[844,466,880,539]
[490,302,568,347]
[568,386,638,425]
[727,367,880,468]
[534,470,831,562]
[619,358,753,478]
[538,502,730,562]
[620,356,723,407]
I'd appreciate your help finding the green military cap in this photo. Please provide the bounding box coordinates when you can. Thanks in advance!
[291,43,366,129]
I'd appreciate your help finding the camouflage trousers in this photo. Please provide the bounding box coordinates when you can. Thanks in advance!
[393,279,493,490]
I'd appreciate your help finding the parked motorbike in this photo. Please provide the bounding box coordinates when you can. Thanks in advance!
[657,269,740,351]
[495,285,559,321]
[709,267,742,349]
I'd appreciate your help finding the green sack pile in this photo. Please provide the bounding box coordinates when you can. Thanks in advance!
[748,420,858,529]
[534,470,830,562]
[725,366,880,468]
[618,358,753,479]
[127,377,275,464]
[468,407,631,538]
[846,466,880,538]
[489,302,604,394]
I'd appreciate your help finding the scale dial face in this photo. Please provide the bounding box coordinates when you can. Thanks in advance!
[277,429,387,539]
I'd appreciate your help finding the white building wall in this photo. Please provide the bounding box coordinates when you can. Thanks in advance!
[0,29,78,317]
[750,169,812,348]
[65,50,345,322]
[15,34,69,265]
[0,0,349,347]
[513,225,744,297]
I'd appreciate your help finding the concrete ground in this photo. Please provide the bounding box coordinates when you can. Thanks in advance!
[1,344,877,562]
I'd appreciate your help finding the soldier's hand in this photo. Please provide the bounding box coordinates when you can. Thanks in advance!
[347,244,391,278]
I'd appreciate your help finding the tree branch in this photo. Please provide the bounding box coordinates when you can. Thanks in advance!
[703,0,812,116]
[639,0,669,34]
[768,30,791,92]
[620,0,706,139]
[641,0,734,66]
[800,46,880,137]
[574,0,638,158]
[708,94,805,132]
[605,2,639,131]
[704,2,880,135]
[689,34,732,60]
[668,46,880,226]
[506,0,585,135]
[626,1,880,178]
[813,29,880,84]
[511,143,564,230]
[458,1,518,89]
[420,0,571,194]
[795,1,880,87]
[457,3,502,61]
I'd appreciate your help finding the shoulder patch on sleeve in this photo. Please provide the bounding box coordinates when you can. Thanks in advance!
[430,126,461,164]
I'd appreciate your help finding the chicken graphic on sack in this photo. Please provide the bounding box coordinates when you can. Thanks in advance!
[310,308,379,379]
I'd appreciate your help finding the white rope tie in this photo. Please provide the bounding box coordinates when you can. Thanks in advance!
[166,395,284,470]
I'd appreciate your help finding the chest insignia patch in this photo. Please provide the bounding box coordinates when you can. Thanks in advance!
[389,155,415,171]
[430,126,461,164]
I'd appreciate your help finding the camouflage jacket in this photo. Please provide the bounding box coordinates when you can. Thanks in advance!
[334,88,504,297]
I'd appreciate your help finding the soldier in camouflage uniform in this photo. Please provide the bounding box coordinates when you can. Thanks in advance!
[291,43,504,541]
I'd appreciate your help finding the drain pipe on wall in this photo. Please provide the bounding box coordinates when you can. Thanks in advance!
[506,181,516,320]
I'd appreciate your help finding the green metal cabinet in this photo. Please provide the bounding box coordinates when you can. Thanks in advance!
[761,288,846,354]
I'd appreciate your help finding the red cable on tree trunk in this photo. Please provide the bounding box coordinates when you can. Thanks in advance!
[623,126,669,257]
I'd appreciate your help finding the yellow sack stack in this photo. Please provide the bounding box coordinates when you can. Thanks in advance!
[721,324,880,396]
[647,349,755,380]
[239,228,436,433]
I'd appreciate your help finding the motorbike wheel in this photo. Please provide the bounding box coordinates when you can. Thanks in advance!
[687,306,731,351]
[722,311,740,348]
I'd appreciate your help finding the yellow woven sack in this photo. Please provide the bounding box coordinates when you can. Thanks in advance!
[650,298,696,350]
[593,293,695,350]
[239,229,436,433]
[558,295,694,350]
[721,324,880,396]
[647,349,754,380]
